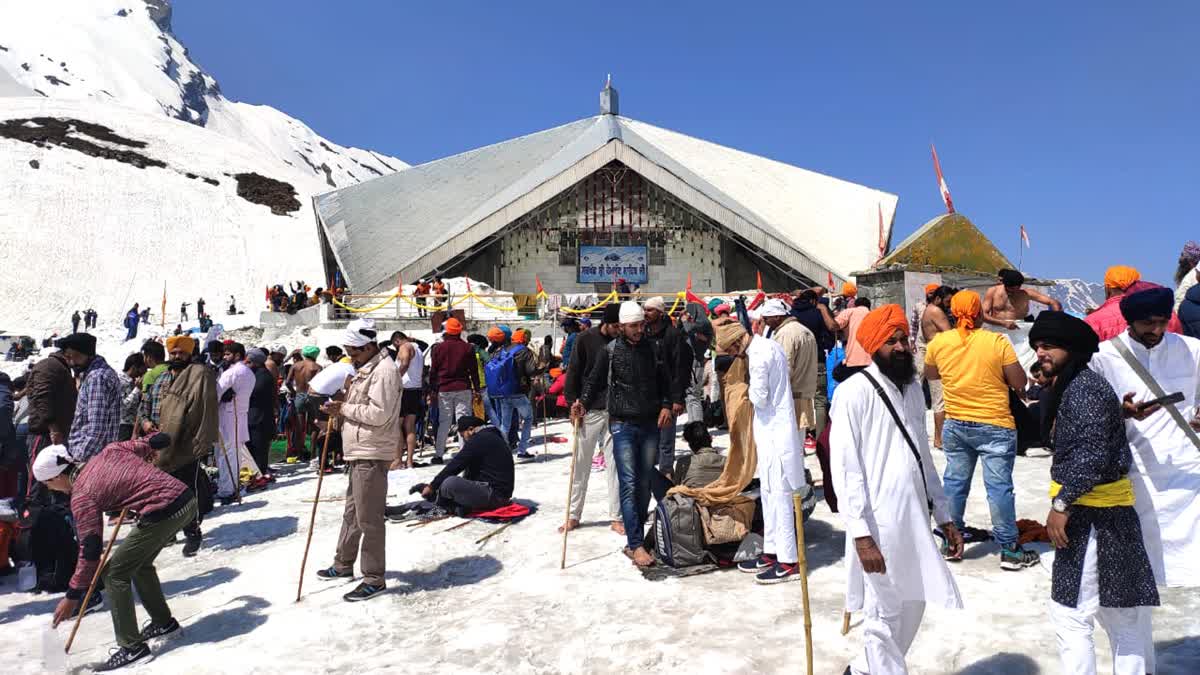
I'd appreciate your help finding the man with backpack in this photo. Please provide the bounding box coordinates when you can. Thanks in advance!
[487,329,540,459]
[580,301,673,568]
[429,318,481,465]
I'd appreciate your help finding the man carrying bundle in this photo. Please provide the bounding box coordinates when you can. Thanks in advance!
[40,434,196,671]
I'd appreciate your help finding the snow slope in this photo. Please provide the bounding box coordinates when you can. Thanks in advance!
[1044,278,1104,316]
[0,0,407,188]
[0,98,327,332]
[3,411,1198,674]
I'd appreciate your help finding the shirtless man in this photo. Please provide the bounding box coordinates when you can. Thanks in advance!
[286,346,323,458]
[983,268,1062,329]
[917,285,954,447]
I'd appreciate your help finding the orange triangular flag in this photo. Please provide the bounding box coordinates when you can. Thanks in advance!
[535,275,545,294]
[756,270,763,290]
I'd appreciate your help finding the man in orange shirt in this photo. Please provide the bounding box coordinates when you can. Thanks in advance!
[834,297,873,379]
[925,290,1040,571]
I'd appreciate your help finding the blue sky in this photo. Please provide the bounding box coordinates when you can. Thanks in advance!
[175,2,1198,285]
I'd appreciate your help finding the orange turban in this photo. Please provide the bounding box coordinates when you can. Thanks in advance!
[924,283,940,296]
[487,327,505,343]
[855,304,909,355]
[1104,265,1140,291]
[549,367,563,378]
[950,290,982,336]
[444,318,463,336]
[841,282,858,297]
[512,329,529,345]
[165,335,195,354]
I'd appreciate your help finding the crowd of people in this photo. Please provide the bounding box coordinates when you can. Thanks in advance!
[2,243,1199,672]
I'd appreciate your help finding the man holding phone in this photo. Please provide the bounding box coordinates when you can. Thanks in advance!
[1090,287,1200,673]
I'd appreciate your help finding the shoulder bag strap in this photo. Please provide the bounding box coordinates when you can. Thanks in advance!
[859,370,934,515]
[1109,337,1200,451]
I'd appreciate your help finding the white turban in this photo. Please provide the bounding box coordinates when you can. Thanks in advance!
[644,296,666,311]
[618,301,645,324]
[33,444,73,481]
[343,318,377,348]
[760,299,790,318]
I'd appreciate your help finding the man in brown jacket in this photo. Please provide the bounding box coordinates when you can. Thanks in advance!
[761,299,818,433]
[26,349,77,454]
[143,335,219,557]
[317,319,401,602]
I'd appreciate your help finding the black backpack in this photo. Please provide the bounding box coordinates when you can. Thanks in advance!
[11,501,78,592]
[648,493,712,568]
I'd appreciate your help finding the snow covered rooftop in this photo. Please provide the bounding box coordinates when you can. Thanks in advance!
[315,113,898,293]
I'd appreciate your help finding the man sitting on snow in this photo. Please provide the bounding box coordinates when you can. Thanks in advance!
[413,416,514,514]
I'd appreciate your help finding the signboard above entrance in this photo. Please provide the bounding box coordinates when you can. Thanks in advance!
[578,245,649,284]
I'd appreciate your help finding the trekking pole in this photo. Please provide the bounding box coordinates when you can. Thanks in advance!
[296,417,336,602]
[65,508,127,654]
[559,417,582,570]
[540,397,549,462]
[791,493,813,675]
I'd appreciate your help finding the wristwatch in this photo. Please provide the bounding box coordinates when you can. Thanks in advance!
[1052,497,1069,514]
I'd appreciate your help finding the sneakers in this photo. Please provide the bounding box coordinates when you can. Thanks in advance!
[316,566,353,581]
[181,534,202,558]
[138,617,180,641]
[737,553,776,574]
[343,582,386,602]
[430,457,445,465]
[83,590,105,615]
[515,451,534,460]
[95,643,152,671]
[1000,543,1040,571]
[755,561,801,585]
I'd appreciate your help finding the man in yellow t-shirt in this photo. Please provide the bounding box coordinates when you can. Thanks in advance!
[925,291,1038,571]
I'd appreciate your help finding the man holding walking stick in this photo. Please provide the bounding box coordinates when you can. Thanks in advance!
[315,319,402,602]
[39,434,197,671]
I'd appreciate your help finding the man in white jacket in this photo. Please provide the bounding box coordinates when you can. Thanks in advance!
[215,342,257,501]
[831,304,964,675]
[719,318,808,585]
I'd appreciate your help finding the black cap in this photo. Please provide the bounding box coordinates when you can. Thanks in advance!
[57,332,97,356]
[602,304,621,325]
[148,432,172,450]
[456,416,485,432]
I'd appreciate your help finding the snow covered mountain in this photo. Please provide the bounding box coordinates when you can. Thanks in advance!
[1042,278,1105,316]
[0,0,406,188]
[0,1,408,333]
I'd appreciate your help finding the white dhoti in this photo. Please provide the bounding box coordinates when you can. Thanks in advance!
[850,571,926,675]
[1050,528,1148,675]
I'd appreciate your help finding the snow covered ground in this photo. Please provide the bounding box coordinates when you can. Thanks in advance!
[4,413,1198,674]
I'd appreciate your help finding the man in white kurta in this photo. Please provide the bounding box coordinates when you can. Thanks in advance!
[215,344,258,499]
[830,304,963,675]
[724,326,807,583]
[1088,287,1200,673]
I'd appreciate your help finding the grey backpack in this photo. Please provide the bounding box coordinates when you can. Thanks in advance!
[649,493,712,568]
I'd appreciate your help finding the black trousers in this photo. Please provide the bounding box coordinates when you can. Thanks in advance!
[168,461,203,538]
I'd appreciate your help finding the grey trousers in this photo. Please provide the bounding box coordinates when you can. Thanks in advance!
[438,476,508,512]
[567,409,620,522]
[333,459,389,587]
[435,390,474,458]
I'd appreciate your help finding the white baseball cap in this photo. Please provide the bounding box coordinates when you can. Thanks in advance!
[33,445,73,482]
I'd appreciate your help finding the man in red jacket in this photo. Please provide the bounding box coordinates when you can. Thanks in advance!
[38,434,197,671]
[429,318,481,464]
[1085,265,1184,341]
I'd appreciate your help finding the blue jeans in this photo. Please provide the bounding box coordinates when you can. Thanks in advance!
[610,419,660,550]
[941,419,1018,547]
[498,395,533,454]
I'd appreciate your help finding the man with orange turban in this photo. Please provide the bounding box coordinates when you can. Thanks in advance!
[1086,265,1185,341]
[430,316,481,463]
[830,305,963,675]
[492,327,540,460]
[926,291,1040,571]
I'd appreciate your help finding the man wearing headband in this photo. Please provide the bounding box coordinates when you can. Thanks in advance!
[1086,267,1184,341]
[139,334,218,557]
[317,318,402,602]
[561,303,623,535]
[1090,287,1200,671]
[57,332,121,463]
[982,268,1060,330]
[1028,311,1158,674]
[430,317,481,464]
[214,341,258,500]
[720,307,809,585]
[926,290,1039,571]
[580,301,672,567]
[830,304,963,675]
[39,434,198,671]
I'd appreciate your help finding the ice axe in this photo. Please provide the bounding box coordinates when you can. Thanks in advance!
[296,417,336,602]
[792,492,813,675]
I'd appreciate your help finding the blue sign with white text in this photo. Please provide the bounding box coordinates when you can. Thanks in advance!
[577,246,649,284]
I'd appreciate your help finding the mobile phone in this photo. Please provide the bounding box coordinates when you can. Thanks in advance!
[1137,392,1184,411]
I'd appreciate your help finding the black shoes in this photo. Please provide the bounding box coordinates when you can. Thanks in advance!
[139,617,180,641]
[316,566,353,581]
[430,457,445,465]
[343,583,386,602]
[182,534,202,557]
[95,643,152,671]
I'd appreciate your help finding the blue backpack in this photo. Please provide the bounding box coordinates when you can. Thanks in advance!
[484,345,525,397]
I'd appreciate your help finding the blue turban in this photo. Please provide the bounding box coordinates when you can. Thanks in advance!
[1120,287,1174,323]
[706,298,726,313]
[499,325,513,339]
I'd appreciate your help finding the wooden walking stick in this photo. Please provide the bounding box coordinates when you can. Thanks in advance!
[295,417,335,602]
[540,397,549,462]
[65,509,128,654]
[559,417,582,570]
[792,493,814,675]
[841,611,851,635]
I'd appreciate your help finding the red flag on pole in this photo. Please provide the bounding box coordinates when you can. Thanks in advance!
[756,270,763,291]
[1020,224,1031,249]
[931,143,955,213]
[827,272,835,289]
[685,272,705,306]
[535,275,544,294]
[876,202,887,260]
[465,277,472,293]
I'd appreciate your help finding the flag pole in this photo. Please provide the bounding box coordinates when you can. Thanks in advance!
[1018,226,1024,272]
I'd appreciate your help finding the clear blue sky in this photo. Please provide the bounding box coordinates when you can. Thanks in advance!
[175,1,1198,285]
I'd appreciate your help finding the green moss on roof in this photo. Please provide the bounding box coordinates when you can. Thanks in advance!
[877,213,1014,274]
